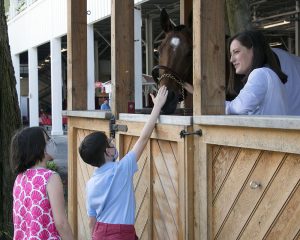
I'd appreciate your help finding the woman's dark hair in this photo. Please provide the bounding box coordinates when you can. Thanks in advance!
[10,127,49,174]
[226,30,287,97]
[78,131,109,167]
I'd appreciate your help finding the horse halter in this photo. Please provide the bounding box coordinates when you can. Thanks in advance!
[151,65,186,114]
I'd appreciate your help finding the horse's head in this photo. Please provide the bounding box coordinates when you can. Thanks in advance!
[152,9,193,114]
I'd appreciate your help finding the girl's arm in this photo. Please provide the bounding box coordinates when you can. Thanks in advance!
[131,86,168,160]
[47,173,74,239]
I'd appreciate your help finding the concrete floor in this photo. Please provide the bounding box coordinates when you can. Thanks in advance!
[52,135,68,199]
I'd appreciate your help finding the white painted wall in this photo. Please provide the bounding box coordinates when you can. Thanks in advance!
[8,0,147,118]
[8,0,146,55]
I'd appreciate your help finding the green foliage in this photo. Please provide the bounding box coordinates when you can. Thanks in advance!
[46,161,58,172]
[0,228,13,240]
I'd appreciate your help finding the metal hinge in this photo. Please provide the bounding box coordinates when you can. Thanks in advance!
[111,124,128,132]
[110,117,128,138]
[180,129,202,138]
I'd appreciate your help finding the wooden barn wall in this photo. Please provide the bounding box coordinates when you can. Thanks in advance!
[67,116,111,239]
[194,120,300,240]
[67,116,194,239]
[116,120,194,240]
[212,146,300,240]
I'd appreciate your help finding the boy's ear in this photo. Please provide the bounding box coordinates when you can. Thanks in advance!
[104,147,109,155]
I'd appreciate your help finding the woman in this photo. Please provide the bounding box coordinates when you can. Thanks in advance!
[226,30,287,115]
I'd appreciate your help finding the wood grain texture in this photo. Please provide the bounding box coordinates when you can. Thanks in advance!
[240,154,300,240]
[265,177,300,240]
[67,0,87,110]
[215,150,285,240]
[111,0,134,116]
[213,148,261,237]
[193,0,225,115]
[68,117,110,238]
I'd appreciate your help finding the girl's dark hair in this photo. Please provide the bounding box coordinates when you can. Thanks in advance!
[78,131,109,167]
[226,30,287,96]
[10,127,49,174]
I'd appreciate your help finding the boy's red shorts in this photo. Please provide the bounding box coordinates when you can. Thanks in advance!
[92,222,138,240]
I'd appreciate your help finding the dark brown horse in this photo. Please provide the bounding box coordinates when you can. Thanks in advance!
[152,9,193,115]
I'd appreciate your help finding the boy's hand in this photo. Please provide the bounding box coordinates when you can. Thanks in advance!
[150,85,168,109]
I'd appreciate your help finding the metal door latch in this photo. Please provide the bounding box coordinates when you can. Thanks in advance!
[110,117,128,138]
[111,124,128,132]
[180,129,202,138]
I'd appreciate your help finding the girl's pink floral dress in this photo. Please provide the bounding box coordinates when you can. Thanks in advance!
[13,168,61,239]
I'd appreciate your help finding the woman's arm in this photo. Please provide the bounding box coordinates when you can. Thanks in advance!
[47,174,74,239]
[131,86,168,160]
[226,68,268,114]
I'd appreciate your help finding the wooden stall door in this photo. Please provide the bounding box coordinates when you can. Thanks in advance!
[117,122,194,240]
[68,117,111,239]
[211,145,300,240]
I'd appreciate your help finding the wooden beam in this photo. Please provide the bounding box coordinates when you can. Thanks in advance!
[67,125,78,237]
[111,0,135,117]
[180,0,193,25]
[67,0,87,110]
[226,0,252,36]
[193,0,226,115]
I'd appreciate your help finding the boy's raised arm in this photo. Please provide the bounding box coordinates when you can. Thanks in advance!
[131,86,168,160]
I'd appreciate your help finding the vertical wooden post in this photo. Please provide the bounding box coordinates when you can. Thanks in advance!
[180,0,193,25]
[193,0,225,239]
[226,0,252,36]
[67,0,86,237]
[111,0,134,117]
[193,0,225,115]
[185,125,194,240]
[67,123,78,237]
[67,0,87,110]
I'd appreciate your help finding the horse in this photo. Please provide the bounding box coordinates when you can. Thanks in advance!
[152,8,193,115]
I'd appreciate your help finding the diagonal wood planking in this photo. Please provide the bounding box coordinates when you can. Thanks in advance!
[264,178,300,239]
[152,140,179,232]
[77,129,95,240]
[212,145,300,240]
[240,153,300,239]
[213,146,240,199]
[213,148,261,237]
[157,140,179,197]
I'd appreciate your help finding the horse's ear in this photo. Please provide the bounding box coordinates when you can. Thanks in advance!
[188,11,193,30]
[160,8,173,33]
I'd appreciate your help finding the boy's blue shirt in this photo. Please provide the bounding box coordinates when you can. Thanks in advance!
[86,151,138,224]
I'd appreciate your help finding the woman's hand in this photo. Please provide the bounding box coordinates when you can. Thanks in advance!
[184,82,194,94]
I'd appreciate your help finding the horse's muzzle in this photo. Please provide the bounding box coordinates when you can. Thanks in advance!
[161,90,178,114]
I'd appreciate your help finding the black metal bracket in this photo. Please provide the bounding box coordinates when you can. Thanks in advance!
[180,129,202,138]
[110,116,128,138]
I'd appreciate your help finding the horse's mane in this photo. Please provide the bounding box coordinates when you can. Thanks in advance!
[173,25,187,31]
[174,25,192,35]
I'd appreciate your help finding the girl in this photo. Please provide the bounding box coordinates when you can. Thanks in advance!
[10,127,73,239]
[226,30,288,115]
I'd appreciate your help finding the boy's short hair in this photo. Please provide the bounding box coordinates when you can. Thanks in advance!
[79,131,108,167]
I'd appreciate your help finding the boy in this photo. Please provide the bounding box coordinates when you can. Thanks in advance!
[79,86,168,239]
